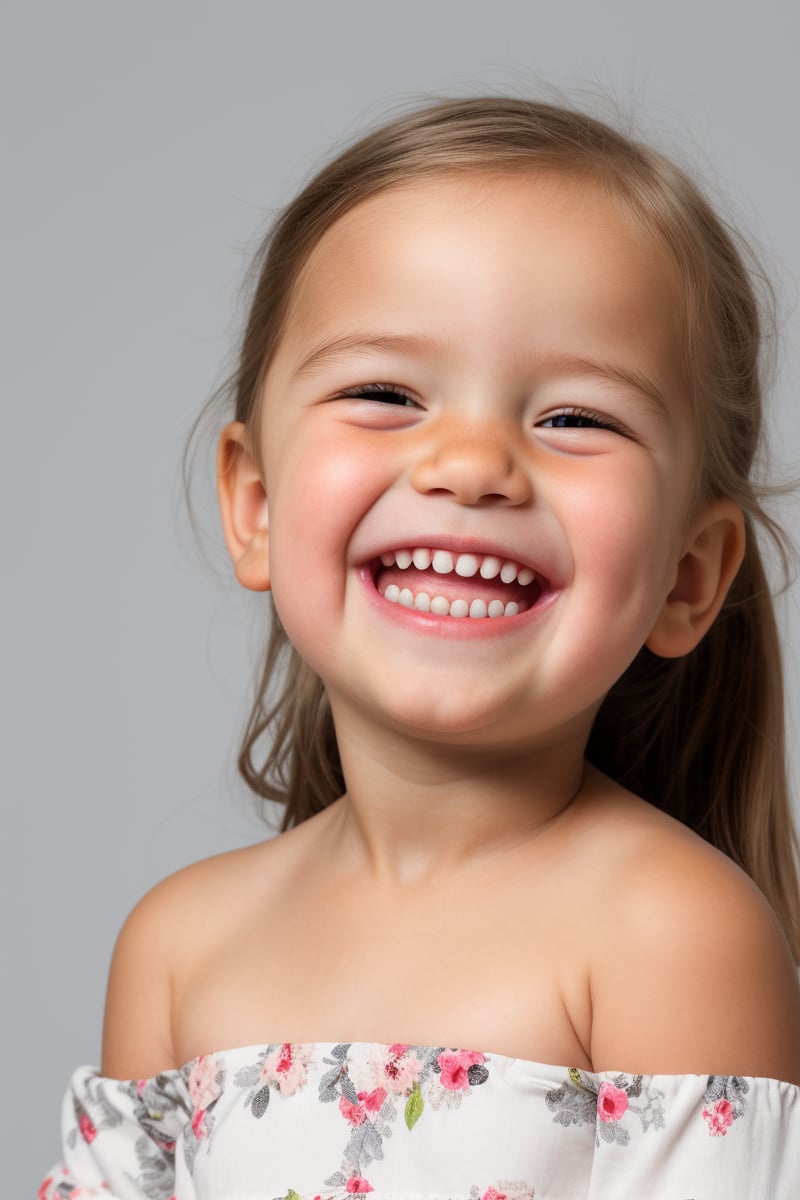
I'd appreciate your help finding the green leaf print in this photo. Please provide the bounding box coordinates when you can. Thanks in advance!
[568,1067,589,1091]
[405,1081,424,1130]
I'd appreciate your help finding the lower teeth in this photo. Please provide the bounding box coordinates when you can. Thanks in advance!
[382,583,520,618]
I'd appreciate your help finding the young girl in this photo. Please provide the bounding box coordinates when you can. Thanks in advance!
[42,96,800,1198]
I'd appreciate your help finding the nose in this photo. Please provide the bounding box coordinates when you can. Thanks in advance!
[409,424,532,506]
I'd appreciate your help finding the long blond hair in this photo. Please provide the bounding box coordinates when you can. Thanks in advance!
[183,96,800,960]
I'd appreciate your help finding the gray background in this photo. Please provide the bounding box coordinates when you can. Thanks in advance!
[4,2,799,1190]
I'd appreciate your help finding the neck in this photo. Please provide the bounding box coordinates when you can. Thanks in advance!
[323,700,591,892]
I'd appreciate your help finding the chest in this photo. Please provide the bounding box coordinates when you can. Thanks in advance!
[173,856,592,1069]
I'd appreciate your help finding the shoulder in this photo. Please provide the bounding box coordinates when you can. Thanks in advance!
[100,840,279,1080]
[581,775,800,1083]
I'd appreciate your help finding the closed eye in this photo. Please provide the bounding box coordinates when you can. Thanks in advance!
[338,382,421,408]
[538,407,629,436]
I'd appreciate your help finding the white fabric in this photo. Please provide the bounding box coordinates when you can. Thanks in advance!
[40,1040,800,1199]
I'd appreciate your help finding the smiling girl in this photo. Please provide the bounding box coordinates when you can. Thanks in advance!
[42,97,800,1198]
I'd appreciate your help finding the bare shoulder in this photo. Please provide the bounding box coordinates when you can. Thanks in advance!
[580,773,800,1084]
[100,836,286,1080]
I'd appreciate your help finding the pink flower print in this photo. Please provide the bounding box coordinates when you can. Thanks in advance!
[136,1079,147,1096]
[40,1168,75,1200]
[261,1043,313,1096]
[275,1043,293,1073]
[358,1086,387,1113]
[339,1094,368,1125]
[482,1190,508,1200]
[378,1045,422,1094]
[188,1054,221,1139]
[597,1082,629,1123]
[703,1098,734,1136]
[345,1177,374,1194]
[78,1113,98,1143]
[191,1107,209,1140]
[438,1049,487,1090]
[188,1055,222,1111]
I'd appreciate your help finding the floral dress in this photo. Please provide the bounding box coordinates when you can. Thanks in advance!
[40,1040,800,1199]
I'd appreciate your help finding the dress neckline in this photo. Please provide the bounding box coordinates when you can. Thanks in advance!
[92,1038,800,1090]
[104,1040,558,1084]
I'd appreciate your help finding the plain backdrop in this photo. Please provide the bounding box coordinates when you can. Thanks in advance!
[4,2,799,1190]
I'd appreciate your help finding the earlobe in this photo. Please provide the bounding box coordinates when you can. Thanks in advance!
[646,499,746,658]
[216,420,271,593]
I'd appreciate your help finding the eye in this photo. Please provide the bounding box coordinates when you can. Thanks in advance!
[338,382,421,408]
[538,407,628,436]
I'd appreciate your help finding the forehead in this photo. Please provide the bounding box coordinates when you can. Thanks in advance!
[277,171,681,389]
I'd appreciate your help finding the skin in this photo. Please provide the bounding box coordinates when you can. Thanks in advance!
[102,172,800,1084]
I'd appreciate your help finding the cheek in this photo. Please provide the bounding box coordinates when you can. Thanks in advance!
[264,428,388,648]
[564,466,679,610]
[546,472,682,706]
[272,424,389,528]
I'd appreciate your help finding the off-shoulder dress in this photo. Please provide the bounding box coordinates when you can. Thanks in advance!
[40,1039,800,1199]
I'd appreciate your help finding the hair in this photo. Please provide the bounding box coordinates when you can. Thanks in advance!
[183,94,800,961]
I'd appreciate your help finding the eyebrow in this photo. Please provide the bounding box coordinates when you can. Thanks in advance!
[291,331,670,417]
[543,351,670,418]
[292,332,453,379]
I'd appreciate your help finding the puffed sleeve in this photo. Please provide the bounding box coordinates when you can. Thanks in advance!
[39,1064,193,1200]
[559,1068,800,1197]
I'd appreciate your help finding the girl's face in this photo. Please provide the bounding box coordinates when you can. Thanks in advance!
[254,173,705,749]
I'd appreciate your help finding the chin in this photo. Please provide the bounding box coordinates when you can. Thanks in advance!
[375,694,526,744]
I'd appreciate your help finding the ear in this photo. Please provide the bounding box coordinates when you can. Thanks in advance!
[216,420,271,592]
[646,499,746,659]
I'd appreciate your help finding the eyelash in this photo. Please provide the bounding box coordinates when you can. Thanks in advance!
[538,407,628,435]
[339,383,420,407]
[337,385,628,435]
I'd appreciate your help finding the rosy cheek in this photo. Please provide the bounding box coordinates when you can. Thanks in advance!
[281,425,386,507]
[563,470,671,600]
[265,431,383,639]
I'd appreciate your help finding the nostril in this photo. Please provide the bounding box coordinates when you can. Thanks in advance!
[418,486,522,506]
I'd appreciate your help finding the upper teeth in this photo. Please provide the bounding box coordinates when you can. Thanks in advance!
[379,548,535,587]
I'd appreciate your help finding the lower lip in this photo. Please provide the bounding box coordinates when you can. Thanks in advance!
[358,566,561,639]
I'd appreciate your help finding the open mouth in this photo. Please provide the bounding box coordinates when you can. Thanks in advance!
[370,546,546,619]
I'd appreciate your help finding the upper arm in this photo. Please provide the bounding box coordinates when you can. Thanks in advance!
[589,840,800,1084]
[101,877,181,1080]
